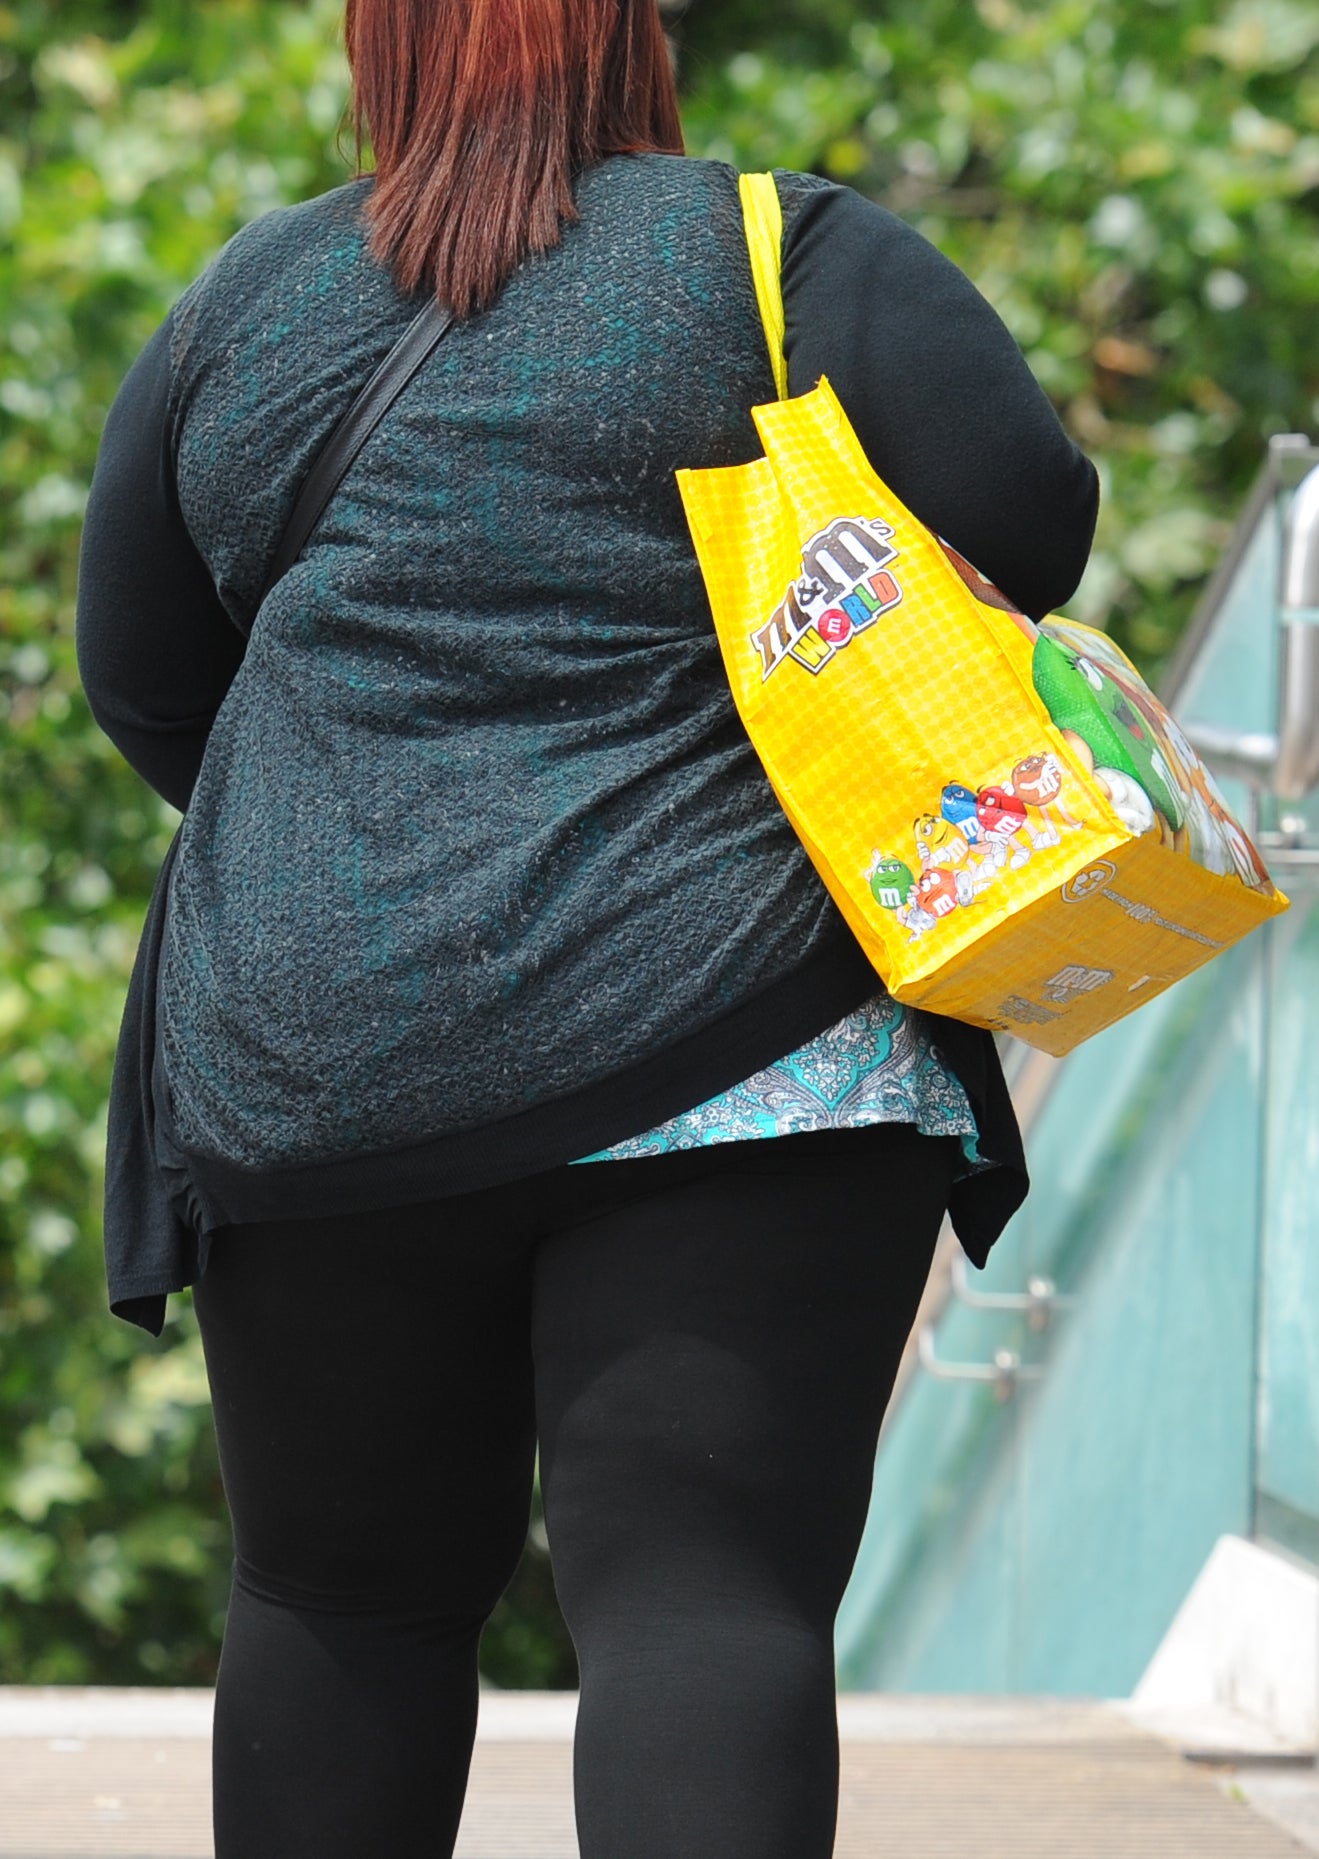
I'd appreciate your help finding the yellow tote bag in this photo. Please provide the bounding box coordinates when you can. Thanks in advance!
[675,172,1288,1057]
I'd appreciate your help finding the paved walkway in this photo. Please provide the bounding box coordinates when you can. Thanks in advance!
[2,1690,1317,1856]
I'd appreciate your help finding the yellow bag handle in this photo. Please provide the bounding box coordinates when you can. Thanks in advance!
[738,171,789,402]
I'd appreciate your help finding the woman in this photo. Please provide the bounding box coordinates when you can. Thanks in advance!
[76,2,1099,1853]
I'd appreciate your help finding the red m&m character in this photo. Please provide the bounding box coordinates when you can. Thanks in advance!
[976,785,1028,841]
[914,867,960,919]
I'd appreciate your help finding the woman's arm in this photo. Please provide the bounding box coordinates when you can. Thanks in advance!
[76,313,247,814]
[780,180,1099,621]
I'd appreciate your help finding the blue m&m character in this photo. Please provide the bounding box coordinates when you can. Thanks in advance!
[941,782,985,845]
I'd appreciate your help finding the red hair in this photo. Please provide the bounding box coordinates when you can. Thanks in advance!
[345,0,685,319]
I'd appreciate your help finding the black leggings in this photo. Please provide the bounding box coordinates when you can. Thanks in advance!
[192,1123,956,1858]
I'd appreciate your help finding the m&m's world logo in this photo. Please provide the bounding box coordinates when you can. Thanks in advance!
[752,516,903,680]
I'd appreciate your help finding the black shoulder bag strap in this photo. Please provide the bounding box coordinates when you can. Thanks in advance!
[255,298,455,611]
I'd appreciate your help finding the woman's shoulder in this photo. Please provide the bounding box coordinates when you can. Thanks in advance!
[217,176,370,260]
[588,152,849,261]
[616,154,883,251]
[768,165,838,208]
[170,179,380,350]
[607,149,834,201]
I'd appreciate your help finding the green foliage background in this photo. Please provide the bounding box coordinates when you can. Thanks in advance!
[1,0,1316,1687]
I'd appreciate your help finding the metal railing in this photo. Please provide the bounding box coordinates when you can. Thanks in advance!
[1186,441,1319,860]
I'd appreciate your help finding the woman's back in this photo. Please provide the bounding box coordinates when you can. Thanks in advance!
[160,154,858,1170]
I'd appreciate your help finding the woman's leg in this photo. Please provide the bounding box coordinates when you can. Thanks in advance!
[192,1195,541,1859]
[532,1125,957,1859]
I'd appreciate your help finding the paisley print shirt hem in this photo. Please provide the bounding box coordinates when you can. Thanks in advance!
[572,990,989,1171]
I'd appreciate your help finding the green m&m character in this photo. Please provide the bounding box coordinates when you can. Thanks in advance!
[868,855,915,911]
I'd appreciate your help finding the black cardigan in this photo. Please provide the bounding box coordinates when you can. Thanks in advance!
[78,158,1099,1333]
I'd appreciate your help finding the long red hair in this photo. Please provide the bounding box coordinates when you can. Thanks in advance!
[345,0,685,319]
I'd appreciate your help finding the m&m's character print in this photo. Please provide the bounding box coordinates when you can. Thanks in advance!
[1010,753,1083,847]
[940,783,986,847]
[898,899,939,937]
[865,852,951,940]
[867,738,1105,946]
[912,867,960,921]
[943,780,1041,876]
[914,813,970,869]
[866,854,915,911]
[976,786,1032,870]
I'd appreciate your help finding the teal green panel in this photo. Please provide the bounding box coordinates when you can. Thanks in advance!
[1009,963,1262,1691]
[1258,880,1319,1556]
[838,941,1265,1692]
[838,982,1205,1686]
